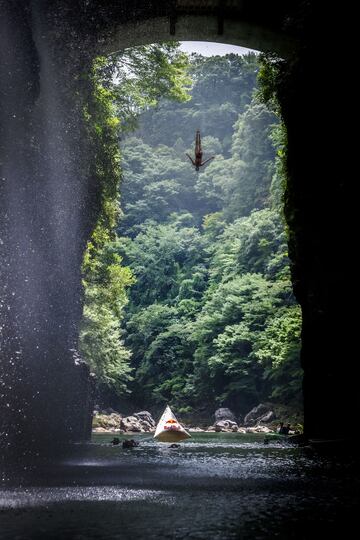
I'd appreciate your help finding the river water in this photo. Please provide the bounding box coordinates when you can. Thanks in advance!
[0,433,358,539]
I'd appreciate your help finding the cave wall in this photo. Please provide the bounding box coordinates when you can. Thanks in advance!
[277,5,356,441]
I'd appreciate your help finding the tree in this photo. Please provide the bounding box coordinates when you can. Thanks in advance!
[224,101,277,220]
[80,43,191,398]
[83,50,302,413]
[80,235,135,393]
[119,220,205,308]
[254,305,302,404]
[115,53,302,413]
[96,44,191,131]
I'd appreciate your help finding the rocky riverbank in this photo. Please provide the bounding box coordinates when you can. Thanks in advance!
[92,403,303,435]
[93,410,156,434]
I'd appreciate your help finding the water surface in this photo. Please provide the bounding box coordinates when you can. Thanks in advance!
[0,433,358,539]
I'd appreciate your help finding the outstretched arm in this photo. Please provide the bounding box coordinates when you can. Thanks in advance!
[186,153,196,166]
[201,156,215,166]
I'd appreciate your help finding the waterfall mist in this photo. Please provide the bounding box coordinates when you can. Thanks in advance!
[0,0,96,458]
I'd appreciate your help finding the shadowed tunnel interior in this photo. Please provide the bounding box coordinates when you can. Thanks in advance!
[0,0,356,458]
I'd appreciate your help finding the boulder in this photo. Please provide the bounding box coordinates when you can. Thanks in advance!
[93,413,122,430]
[254,425,273,433]
[244,404,275,426]
[214,420,239,432]
[246,425,273,434]
[138,420,154,432]
[259,411,275,424]
[214,408,236,422]
[120,416,142,432]
[132,411,156,432]
[133,411,156,428]
[133,411,155,432]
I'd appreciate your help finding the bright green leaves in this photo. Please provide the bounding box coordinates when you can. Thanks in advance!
[117,53,302,412]
[208,209,290,283]
[80,233,135,391]
[119,220,205,309]
[80,42,191,396]
[253,305,302,401]
[99,43,191,132]
[80,48,302,412]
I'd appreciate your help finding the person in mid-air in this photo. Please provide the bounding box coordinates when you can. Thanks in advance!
[186,130,214,171]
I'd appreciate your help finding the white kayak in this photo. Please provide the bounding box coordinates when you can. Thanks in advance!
[154,405,191,443]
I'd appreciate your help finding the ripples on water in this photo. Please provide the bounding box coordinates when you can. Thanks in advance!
[0,433,358,539]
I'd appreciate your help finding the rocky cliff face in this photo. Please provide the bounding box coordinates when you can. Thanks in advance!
[275,6,357,441]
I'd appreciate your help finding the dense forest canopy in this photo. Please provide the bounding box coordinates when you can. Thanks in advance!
[80,45,302,419]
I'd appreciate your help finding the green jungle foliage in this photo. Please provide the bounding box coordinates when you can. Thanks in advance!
[80,47,302,415]
[79,44,190,394]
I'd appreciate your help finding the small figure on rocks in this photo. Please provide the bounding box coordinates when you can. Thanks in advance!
[122,439,139,449]
[283,423,291,435]
[278,422,291,435]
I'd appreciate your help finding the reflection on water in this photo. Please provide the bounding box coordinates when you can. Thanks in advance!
[0,433,358,539]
